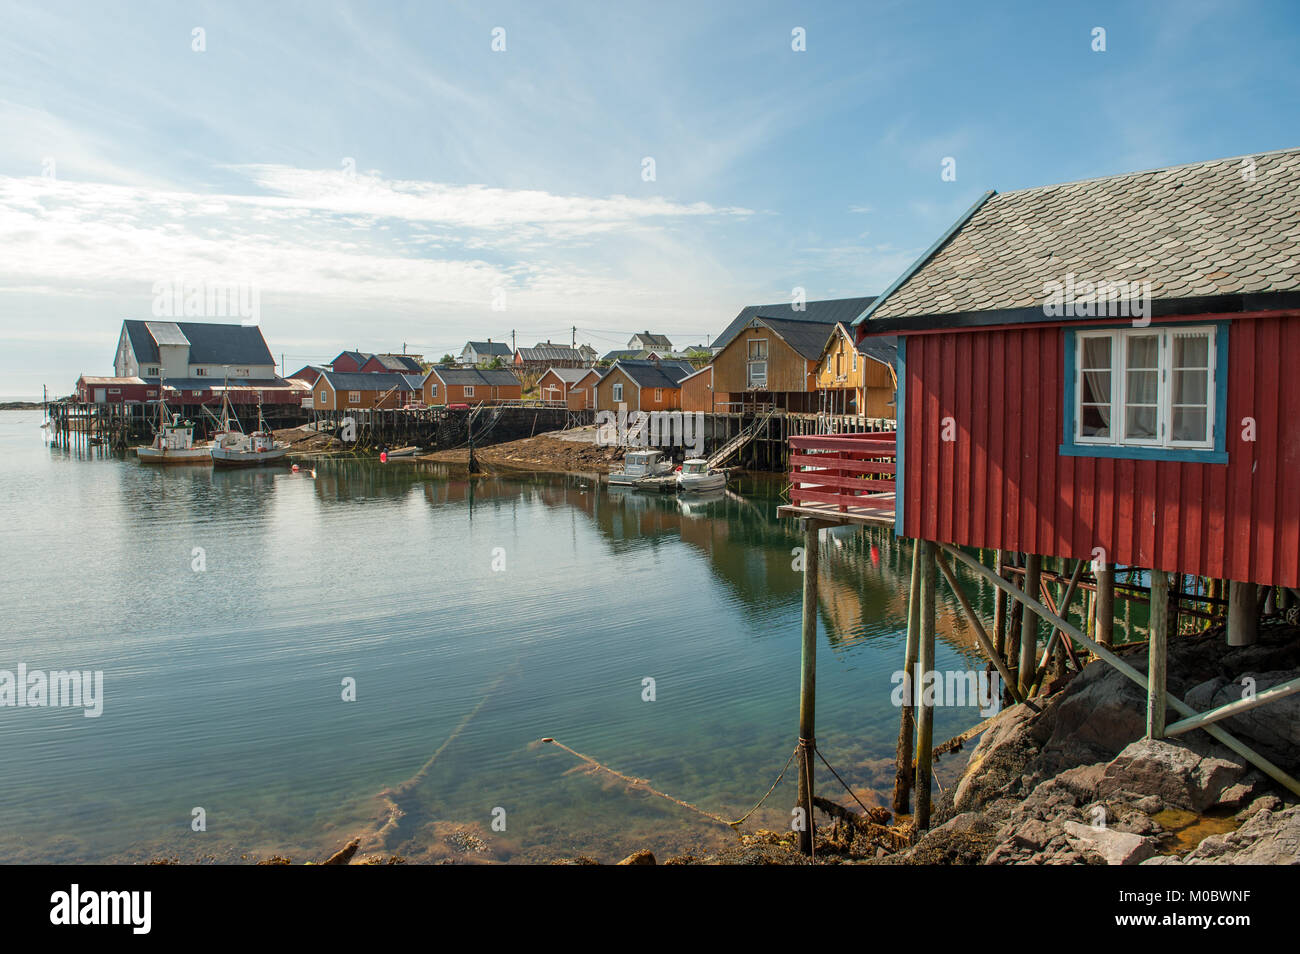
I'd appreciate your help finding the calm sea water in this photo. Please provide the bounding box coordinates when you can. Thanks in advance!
[1,410,993,863]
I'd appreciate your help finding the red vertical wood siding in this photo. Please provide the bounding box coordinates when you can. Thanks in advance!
[900,315,1300,587]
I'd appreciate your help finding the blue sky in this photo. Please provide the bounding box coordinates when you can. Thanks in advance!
[1,0,1298,395]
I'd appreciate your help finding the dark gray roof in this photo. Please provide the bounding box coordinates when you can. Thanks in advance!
[543,367,595,384]
[630,331,673,347]
[750,316,838,360]
[464,341,512,357]
[123,320,275,366]
[372,353,423,372]
[145,375,295,389]
[606,359,695,390]
[319,370,422,391]
[427,366,521,387]
[602,349,640,362]
[713,297,876,352]
[861,148,1300,327]
[855,333,898,366]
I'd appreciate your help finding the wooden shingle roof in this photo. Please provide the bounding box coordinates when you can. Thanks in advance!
[860,148,1300,328]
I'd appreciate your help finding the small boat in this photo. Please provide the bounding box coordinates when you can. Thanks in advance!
[608,449,675,485]
[209,389,288,468]
[211,428,289,467]
[384,446,420,458]
[676,458,727,493]
[136,412,212,465]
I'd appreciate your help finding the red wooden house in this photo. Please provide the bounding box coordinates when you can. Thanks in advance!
[851,149,1300,590]
[780,149,1300,830]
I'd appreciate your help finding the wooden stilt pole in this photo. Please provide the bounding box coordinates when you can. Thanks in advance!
[1095,561,1115,649]
[914,539,937,829]
[796,518,824,856]
[1018,554,1041,698]
[1148,569,1169,738]
[993,550,1008,659]
[1227,580,1258,646]
[892,541,921,814]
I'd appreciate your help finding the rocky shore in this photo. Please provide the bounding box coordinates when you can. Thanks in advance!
[574,620,1300,866]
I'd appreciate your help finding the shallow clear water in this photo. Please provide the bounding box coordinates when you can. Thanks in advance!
[1,410,995,863]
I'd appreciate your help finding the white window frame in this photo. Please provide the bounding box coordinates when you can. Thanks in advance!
[429,381,438,398]
[348,390,361,404]
[654,388,663,402]
[612,382,624,402]
[1074,325,1217,451]
[747,337,768,388]
[464,385,475,398]
[319,390,327,405]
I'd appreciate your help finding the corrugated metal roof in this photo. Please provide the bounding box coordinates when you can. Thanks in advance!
[517,343,581,362]
[145,321,189,346]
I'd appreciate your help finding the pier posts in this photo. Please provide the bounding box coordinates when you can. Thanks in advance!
[1018,554,1042,698]
[1227,580,1259,646]
[892,542,921,814]
[914,539,937,829]
[796,517,825,855]
[1148,569,1169,738]
[1095,562,1115,649]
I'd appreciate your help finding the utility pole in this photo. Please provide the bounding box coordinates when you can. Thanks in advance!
[511,329,516,353]
[571,325,576,348]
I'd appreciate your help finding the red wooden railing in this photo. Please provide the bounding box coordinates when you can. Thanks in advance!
[789,431,897,512]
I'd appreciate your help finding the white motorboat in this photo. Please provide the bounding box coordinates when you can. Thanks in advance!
[676,458,727,493]
[608,449,674,485]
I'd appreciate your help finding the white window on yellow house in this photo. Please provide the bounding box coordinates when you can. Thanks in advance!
[464,386,475,397]
[429,382,438,398]
[348,390,361,404]
[612,382,624,402]
[319,390,327,406]
[655,388,663,402]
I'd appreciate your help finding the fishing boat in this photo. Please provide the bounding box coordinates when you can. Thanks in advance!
[136,412,212,464]
[136,380,212,464]
[209,389,288,468]
[608,449,675,485]
[676,458,727,493]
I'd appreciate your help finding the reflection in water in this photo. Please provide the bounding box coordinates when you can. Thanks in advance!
[3,412,994,864]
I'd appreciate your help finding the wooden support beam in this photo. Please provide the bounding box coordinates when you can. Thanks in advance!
[1095,562,1115,649]
[1227,580,1258,647]
[796,518,824,855]
[935,549,1026,706]
[1148,570,1169,738]
[992,550,1008,659]
[892,542,921,814]
[937,543,1300,798]
[1165,675,1300,737]
[1018,554,1041,697]
[914,540,937,830]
